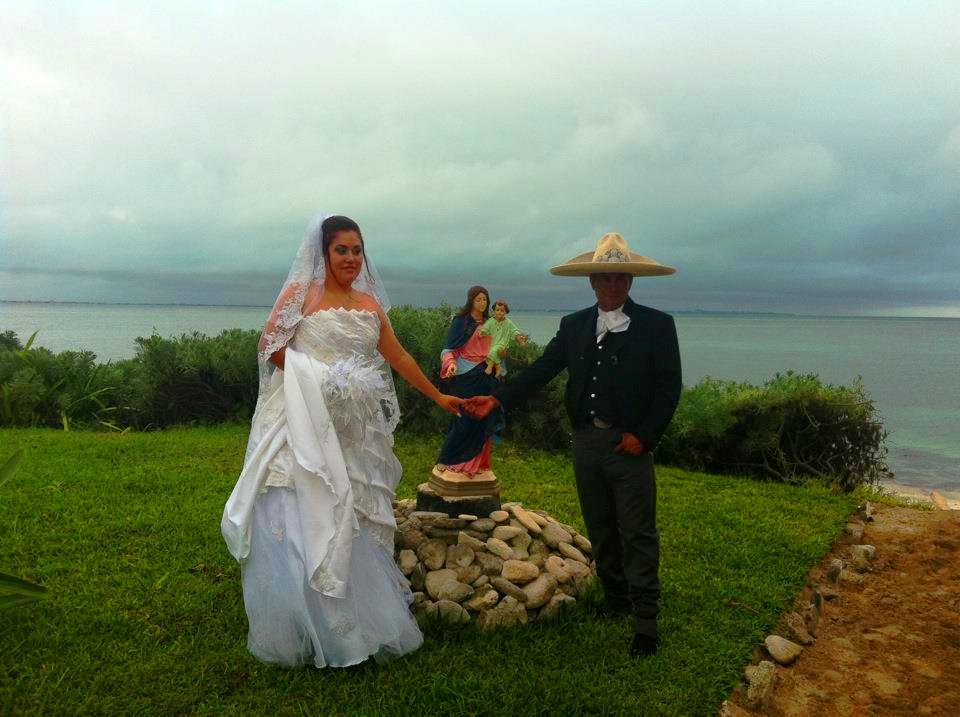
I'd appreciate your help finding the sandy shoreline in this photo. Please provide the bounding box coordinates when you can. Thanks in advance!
[880,482,960,509]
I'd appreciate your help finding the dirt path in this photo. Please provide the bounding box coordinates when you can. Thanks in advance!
[727,504,960,716]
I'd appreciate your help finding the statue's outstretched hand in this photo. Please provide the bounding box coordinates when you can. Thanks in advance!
[464,395,499,419]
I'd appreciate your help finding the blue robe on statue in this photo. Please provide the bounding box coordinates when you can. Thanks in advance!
[437,314,504,467]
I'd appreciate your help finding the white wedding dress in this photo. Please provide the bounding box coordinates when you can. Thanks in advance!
[221,308,423,667]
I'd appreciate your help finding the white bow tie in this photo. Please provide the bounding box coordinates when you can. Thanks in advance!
[596,306,631,342]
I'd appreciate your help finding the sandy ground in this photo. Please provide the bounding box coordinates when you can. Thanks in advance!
[727,503,960,716]
[882,484,960,510]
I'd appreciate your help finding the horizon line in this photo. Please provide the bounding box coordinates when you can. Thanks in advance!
[3,298,959,320]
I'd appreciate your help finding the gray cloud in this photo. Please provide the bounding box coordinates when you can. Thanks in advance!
[2,1,959,315]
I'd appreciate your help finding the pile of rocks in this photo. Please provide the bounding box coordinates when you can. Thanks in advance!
[392,499,597,629]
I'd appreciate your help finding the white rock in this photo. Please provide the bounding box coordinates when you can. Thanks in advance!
[477,595,527,630]
[521,574,558,609]
[764,635,803,665]
[492,526,525,541]
[541,522,573,548]
[469,518,496,532]
[416,539,448,571]
[398,549,419,576]
[463,586,499,611]
[490,577,528,602]
[558,542,590,564]
[454,563,483,585]
[501,559,540,584]
[476,552,504,576]
[486,537,514,560]
[784,611,814,646]
[573,534,592,553]
[445,544,476,569]
[564,558,592,581]
[437,580,474,604]
[544,555,572,583]
[743,660,777,711]
[411,511,448,521]
[424,568,459,599]
[436,599,471,624]
[457,532,487,552]
[511,506,543,534]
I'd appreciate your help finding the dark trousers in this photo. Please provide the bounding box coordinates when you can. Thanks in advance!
[573,426,660,637]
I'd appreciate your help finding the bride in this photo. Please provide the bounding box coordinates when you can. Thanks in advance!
[221,214,462,668]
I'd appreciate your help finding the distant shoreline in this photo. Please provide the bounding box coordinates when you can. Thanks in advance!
[3,299,959,321]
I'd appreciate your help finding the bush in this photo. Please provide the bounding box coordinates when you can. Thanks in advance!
[0,339,124,430]
[657,372,888,489]
[129,329,260,428]
[0,321,889,488]
[386,304,454,433]
[0,331,21,352]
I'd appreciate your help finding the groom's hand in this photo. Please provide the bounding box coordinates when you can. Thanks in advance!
[464,395,499,419]
[614,432,646,456]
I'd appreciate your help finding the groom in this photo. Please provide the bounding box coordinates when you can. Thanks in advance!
[465,232,682,657]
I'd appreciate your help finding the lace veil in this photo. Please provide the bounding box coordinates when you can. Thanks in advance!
[254,212,392,408]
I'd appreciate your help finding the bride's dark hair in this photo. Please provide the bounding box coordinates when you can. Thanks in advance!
[457,285,490,320]
[321,215,375,284]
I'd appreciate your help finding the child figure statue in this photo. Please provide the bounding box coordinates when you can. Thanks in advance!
[477,299,527,378]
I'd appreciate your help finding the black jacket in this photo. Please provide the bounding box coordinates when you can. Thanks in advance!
[494,297,682,450]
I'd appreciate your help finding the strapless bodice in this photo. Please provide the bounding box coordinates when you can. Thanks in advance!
[291,308,381,363]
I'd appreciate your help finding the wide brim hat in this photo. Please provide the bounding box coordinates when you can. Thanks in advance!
[549,232,676,277]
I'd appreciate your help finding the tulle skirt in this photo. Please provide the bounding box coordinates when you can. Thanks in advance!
[240,486,423,668]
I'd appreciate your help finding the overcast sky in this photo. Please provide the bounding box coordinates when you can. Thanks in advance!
[2,1,958,315]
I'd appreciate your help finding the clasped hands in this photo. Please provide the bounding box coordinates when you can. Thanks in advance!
[462,396,646,456]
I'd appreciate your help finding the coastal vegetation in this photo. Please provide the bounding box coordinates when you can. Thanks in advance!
[0,307,887,488]
[0,426,855,714]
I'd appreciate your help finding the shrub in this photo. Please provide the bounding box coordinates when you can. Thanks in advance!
[0,331,21,352]
[386,304,453,433]
[129,329,260,428]
[657,372,888,489]
[0,321,889,488]
[0,338,123,430]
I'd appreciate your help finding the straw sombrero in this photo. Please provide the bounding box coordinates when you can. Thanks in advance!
[549,232,676,277]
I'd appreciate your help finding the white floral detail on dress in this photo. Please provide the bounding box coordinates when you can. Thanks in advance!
[329,614,356,636]
[597,248,630,263]
[311,569,340,595]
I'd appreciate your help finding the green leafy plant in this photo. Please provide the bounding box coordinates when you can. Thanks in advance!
[0,449,47,609]
[657,372,888,489]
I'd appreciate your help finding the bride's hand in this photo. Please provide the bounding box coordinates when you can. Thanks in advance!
[437,394,464,416]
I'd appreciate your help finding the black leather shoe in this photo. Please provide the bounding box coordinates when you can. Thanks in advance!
[630,633,659,657]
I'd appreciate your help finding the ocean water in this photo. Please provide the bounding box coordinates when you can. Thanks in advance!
[2,301,957,490]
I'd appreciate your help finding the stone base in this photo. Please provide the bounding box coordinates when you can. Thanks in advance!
[415,482,501,518]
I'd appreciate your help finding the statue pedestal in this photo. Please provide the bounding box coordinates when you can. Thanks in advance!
[415,467,501,517]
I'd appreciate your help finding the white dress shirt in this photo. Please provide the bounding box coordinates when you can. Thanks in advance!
[596,304,631,342]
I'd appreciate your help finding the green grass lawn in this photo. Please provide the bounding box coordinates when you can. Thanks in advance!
[0,427,855,715]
